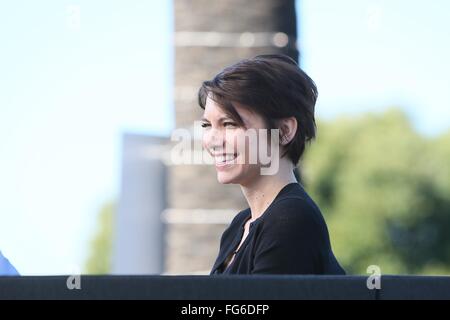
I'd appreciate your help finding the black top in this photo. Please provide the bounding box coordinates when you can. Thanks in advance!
[210,182,346,275]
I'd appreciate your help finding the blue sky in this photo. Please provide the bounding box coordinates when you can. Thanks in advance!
[0,0,173,274]
[299,0,450,135]
[0,0,449,274]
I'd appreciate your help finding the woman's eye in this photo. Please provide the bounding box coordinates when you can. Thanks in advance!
[201,123,211,128]
[223,122,237,128]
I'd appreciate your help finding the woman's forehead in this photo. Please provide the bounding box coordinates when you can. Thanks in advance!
[203,97,263,127]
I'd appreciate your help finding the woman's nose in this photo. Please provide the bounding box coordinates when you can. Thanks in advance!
[203,128,224,152]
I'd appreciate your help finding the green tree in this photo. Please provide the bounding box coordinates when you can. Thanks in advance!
[84,201,115,274]
[302,108,450,275]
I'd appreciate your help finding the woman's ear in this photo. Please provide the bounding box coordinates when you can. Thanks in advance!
[279,117,298,145]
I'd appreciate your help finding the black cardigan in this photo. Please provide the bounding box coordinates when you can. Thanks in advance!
[210,182,346,275]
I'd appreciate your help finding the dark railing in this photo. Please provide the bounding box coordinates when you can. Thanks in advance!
[1,275,449,300]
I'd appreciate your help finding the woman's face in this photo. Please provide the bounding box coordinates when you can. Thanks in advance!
[201,97,270,185]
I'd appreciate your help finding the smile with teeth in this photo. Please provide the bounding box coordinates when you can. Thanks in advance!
[214,153,238,166]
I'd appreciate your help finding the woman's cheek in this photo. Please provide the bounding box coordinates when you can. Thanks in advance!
[222,130,235,153]
[201,130,212,153]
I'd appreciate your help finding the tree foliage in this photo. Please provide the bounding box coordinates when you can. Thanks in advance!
[84,201,115,274]
[302,108,450,274]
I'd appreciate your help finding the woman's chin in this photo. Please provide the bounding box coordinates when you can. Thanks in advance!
[216,167,241,184]
[216,172,237,184]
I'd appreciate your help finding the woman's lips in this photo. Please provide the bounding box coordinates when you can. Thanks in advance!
[214,153,237,169]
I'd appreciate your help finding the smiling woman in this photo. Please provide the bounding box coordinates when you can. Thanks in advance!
[197,54,345,275]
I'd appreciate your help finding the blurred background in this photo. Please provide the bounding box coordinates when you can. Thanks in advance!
[0,0,449,276]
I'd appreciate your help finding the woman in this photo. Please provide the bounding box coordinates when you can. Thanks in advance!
[198,54,345,275]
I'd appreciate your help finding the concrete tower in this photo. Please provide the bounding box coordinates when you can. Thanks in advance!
[164,0,299,274]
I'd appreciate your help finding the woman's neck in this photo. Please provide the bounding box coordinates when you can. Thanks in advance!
[240,161,297,221]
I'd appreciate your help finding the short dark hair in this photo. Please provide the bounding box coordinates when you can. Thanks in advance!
[198,54,318,165]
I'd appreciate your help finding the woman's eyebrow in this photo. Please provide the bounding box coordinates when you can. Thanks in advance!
[200,116,233,123]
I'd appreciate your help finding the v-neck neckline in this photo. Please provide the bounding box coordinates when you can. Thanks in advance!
[222,214,252,271]
[220,182,299,272]
[244,182,298,226]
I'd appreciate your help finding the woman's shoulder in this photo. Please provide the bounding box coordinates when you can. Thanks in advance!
[254,195,330,255]
[261,188,327,234]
